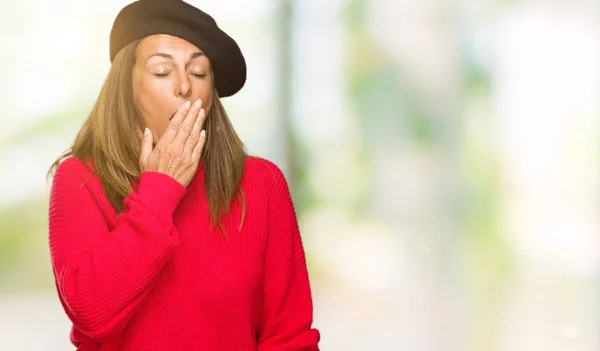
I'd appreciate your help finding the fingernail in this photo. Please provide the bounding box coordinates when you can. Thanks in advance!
[201,130,206,137]
[144,127,150,136]
[199,108,205,116]
[185,101,191,109]
[194,99,201,108]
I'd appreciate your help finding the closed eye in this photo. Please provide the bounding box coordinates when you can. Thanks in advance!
[153,73,206,78]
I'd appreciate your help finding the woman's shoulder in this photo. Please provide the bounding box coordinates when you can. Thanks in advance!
[53,156,97,184]
[243,156,288,186]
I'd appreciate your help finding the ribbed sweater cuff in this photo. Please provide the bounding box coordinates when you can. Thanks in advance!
[136,172,187,216]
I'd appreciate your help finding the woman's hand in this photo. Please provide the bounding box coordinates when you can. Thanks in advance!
[139,99,207,188]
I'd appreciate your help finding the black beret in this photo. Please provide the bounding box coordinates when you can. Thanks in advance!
[110,0,246,97]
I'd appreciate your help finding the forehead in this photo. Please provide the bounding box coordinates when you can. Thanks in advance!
[137,34,204,57]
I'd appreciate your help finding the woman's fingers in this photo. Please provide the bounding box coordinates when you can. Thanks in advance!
[183,107,206,155]
[140,99,206,187]
[172,99,202,149]
[192,130,207,162]
[139,127,153,169]
[159,100,192,146]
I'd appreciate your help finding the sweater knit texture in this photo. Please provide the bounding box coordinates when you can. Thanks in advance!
[48,156,319,351]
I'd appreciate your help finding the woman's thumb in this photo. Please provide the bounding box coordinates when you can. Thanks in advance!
[139,127,153,164]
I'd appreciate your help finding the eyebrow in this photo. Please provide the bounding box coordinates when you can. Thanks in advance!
[146,52,205,63]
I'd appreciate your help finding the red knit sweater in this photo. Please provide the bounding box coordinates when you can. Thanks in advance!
[48,156,320,351]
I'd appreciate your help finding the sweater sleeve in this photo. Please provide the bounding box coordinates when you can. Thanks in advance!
[48,158,186,342]
[257,163,320,351]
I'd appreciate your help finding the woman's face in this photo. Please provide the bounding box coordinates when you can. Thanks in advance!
[132,34,213,141]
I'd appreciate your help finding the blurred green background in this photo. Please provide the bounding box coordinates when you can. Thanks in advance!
[2,0,600,350]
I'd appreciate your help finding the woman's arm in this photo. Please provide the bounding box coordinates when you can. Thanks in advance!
[49,157,186,342]
[257,162,320,351]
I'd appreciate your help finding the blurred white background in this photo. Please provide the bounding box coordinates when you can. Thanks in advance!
[2,0,600,350]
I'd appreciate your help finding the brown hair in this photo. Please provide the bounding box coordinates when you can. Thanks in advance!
[48,40,247,234]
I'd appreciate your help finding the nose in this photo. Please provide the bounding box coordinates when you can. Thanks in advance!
[174,70,192,98]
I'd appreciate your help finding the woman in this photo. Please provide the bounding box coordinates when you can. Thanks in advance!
[47,1,320,350]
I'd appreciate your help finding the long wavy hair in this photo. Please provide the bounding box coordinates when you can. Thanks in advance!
[48,39,247,234]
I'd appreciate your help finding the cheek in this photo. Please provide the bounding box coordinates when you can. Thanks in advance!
[192,78,213,112]
[134,80,171,136]
[137,79,167,110]
[202,97,212,115]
